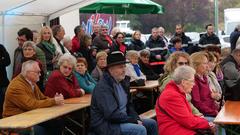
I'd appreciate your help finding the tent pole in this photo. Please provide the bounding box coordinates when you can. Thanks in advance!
[2,14,5,45]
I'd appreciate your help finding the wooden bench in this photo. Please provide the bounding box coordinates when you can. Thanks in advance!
[140,109,156,119]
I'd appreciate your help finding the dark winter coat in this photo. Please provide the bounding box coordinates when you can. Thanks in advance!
[90,72,140,135]
[0,44,10,87]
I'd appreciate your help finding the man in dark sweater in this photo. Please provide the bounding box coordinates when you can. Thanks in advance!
[199,23,220,48]
[90,51,158,135]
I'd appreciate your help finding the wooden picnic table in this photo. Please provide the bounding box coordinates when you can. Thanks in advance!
[214,101,240,125]
[0,94,92,134]
[130,80,159,90]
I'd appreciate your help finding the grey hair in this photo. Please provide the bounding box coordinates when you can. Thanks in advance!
[58,53,77,67]
[21,60,38,76]
[140,49,150,57]
[22,41,37,51]
[62,36,71,44]
[172,65,196,85]
[126,50,139,60]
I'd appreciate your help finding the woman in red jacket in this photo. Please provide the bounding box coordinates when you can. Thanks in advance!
[156,66,214,135]
[44,53,85,99]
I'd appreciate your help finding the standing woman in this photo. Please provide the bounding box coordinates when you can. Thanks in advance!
[112,32,127,54]
[13,41,45,92]
[75,57,96,93]
[37,26,58,78]
[128,30,145,51]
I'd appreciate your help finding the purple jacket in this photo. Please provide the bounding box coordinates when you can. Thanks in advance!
[191,75,218,116]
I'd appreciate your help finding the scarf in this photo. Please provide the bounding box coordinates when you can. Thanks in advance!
[105,35,113,47]
[133,64,141,77]
[118,41,126,53]
[41,41,56,55]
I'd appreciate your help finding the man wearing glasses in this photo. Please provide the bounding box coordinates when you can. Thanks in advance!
[3,60,64,134]
[12,27,33,78]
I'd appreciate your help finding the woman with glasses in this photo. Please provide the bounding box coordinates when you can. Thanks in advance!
[112,32,127,55]
[156,66,215,135]
[12,41,46,92]
[44,53,85,99]
[159,51,202,116]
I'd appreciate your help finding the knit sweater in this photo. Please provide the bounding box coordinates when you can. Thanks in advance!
[3,74,55,118]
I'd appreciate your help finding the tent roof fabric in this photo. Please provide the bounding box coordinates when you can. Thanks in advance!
[0,0,97,18]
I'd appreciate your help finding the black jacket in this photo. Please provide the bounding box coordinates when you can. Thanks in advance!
[139,60,159,80]
[128,39,145,51]
[221,55,240,101]
[199,33,220,46]
[0,44,11,87]
[170,33,192,45]
[90,72,140,135]
[230,30,240,51]
[146,35,168,62]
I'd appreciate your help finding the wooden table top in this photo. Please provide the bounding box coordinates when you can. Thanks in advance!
[214,101,240,124]
[0,103,89,130]
[64,94,91,104]
[130,80,159,90]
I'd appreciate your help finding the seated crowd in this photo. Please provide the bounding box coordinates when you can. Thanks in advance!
[1,22,238,135]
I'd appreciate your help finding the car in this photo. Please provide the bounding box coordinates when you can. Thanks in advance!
[185,32,200,45]
[220,35,230,48]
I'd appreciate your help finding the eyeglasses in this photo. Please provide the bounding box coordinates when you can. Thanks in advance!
[102,29,108,31]
[28,70,41,75]
[62,65,73,71]
[16,37,26,42]
[23,48,34,51]
[184,79,195,84]
[177,62,189,65]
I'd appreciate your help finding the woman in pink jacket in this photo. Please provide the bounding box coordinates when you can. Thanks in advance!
[156,66,214,135]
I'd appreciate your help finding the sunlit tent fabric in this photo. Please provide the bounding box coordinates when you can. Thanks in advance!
[79,0,164,14]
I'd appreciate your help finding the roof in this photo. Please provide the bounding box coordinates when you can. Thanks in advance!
[0,0,97,19]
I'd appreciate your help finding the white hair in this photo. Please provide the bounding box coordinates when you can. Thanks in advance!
[172,65,196,84]
[58,53,77,67]
[21,60,38,76]
[62,36,71,44]
[126,50,139,60]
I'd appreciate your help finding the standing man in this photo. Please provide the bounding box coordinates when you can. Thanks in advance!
[199,23,220,48]
[230,24,240,51]
[170,24,191,52]
[90,51,158,135]
[221,49,240,101]
[93,25,115,53]
[3,60,64,134]
[72,25,85,53]
[52,25,70,55]
[91,23,100,40]
[12,27,33,78]
[0,44,11,118]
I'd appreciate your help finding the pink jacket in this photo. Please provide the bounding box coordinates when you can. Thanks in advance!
[156,81,210,135]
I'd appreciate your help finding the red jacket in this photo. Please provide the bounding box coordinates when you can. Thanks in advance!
[44,70,82,99]
[191,75,218,116]
[72,36,80,53]
[156,81,209,135]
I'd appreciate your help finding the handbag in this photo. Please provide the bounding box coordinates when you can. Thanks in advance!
[156,99,214,135]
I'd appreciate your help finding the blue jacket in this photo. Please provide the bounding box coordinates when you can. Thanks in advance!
[90,72,140,135]
[74,71,96,93]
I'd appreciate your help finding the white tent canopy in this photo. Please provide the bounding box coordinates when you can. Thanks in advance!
[0,0,97,78]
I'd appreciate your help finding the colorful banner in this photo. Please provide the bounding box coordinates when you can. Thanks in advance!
[80,13,116,35]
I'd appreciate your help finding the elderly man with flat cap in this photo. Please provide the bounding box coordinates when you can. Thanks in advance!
[90,51,158,135]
